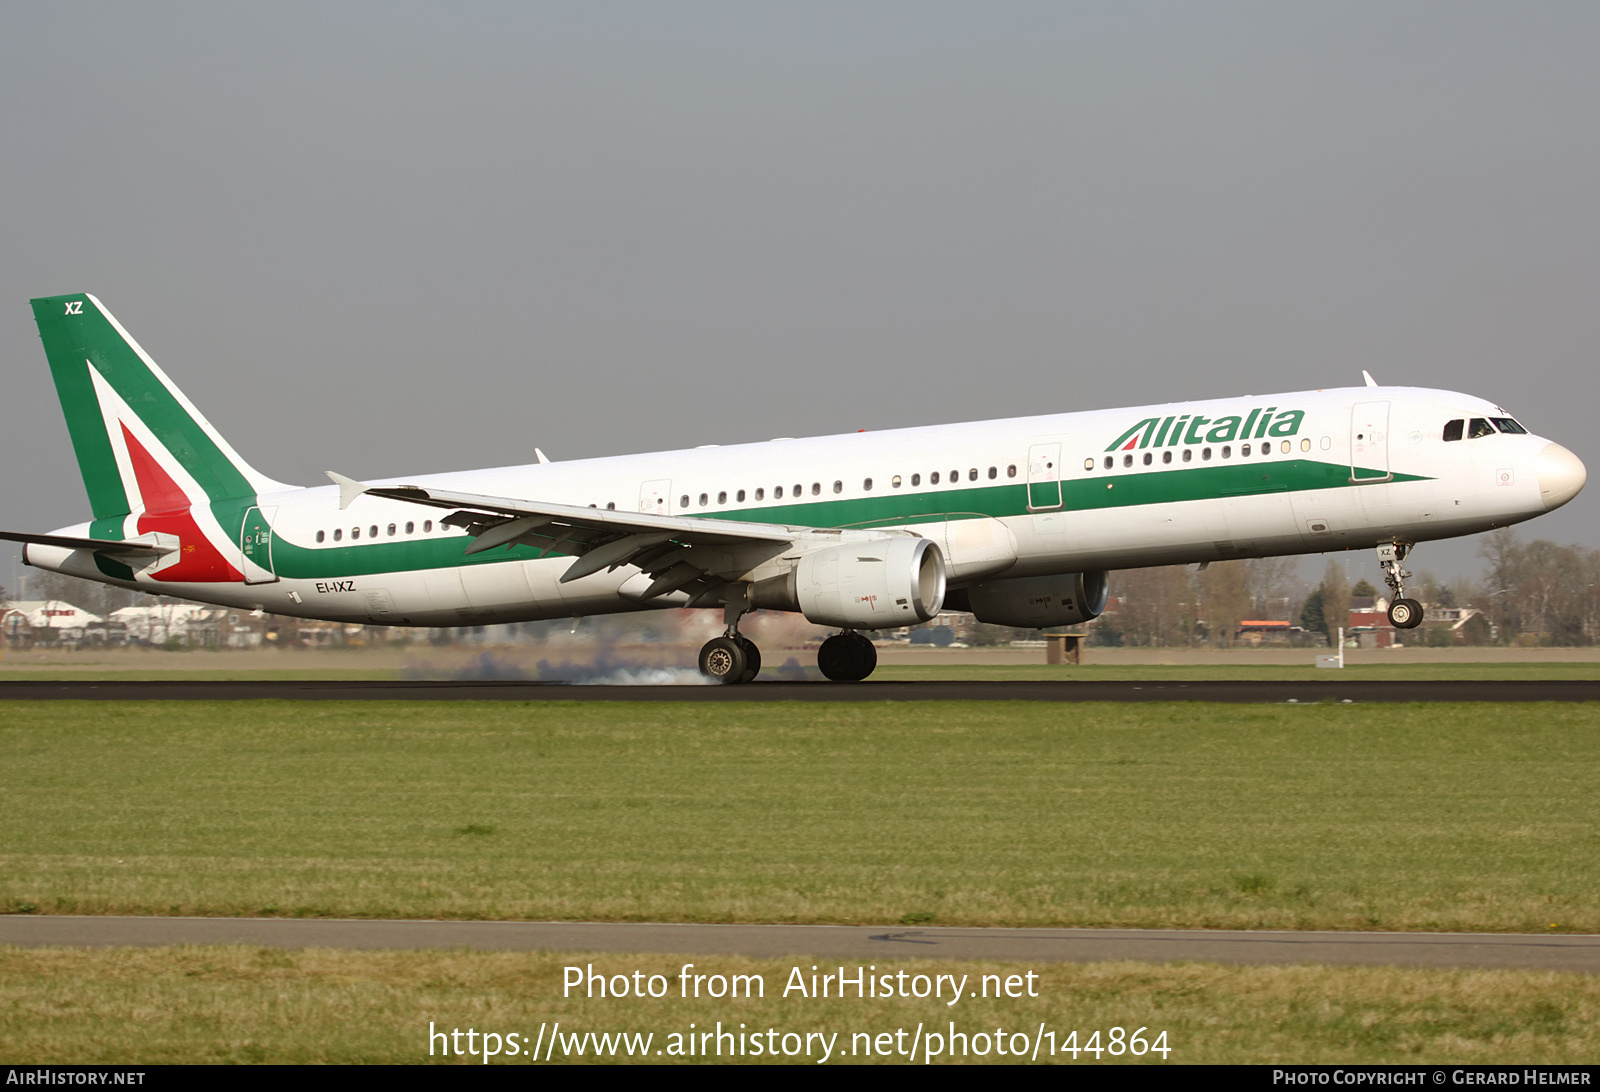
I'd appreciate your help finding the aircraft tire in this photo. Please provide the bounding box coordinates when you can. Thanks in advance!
[1388,597,1424,629]
[818,632,877,682]
[735,636,762,684]
[699,636,749,684]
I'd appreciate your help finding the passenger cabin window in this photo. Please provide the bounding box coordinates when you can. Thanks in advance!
[1469,418,1495,439]
[892,475,902,488]
[1162,451,1172,464]
[968,468,978,481]
[736,490,745,502]
[1122,455,1132,468]
[680,495,690,508]
[931,471,941,484]
[333,528,342,541]
[351,527,360,540]
[1083,459,1093,471]
[316,530,325,543]
[912,473,921,486]
[988,466,998,479]
[775,486,784,499]
[1443,420,1464,442]
[1103,456,1113,470]
[423,520,432,533]
[387,524,396,536]
[405,522,414,534]
[755,488,765,501]
[832,481,842,494]
[717,491,727,505]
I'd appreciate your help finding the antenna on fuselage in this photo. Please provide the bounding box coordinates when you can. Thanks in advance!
[1361,370,1379,387]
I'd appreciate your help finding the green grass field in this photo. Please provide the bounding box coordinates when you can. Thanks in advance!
[3,700,1596,932]
[4,947,1597,1065]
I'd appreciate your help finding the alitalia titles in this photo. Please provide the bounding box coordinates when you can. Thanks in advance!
[1106,407,1306,452]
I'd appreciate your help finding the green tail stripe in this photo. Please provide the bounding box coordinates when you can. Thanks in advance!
[32,293,260,519]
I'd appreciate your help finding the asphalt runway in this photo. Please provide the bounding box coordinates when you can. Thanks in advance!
[0,679,1597,701]
[3,917,1597,973]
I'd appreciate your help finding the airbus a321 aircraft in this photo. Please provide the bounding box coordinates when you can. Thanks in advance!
[5,293,1587,683]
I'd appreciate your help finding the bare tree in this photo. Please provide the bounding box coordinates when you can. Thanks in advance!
[1245,556,1299,620]
[1201,561,1252,646]
[24,569,152,617]
[1111,566,1194,646]
[1320,560,1351,638]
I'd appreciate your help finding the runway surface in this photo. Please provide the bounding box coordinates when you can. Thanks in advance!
[3,917,1597,973]
[1,679,1597,701]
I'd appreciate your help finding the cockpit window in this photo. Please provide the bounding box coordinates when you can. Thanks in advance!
[1442,419,1464,442]
[1491,417,1528,435]
[1468,418,1495,439]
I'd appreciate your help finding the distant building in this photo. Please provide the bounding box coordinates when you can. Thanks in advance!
[2,600,105,645]
[1235,620,1293,645]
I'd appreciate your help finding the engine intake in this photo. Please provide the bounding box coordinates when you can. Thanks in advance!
[751,537,945,629]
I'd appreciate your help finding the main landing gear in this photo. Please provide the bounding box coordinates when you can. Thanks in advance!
[1378,541,1424,630]
[817,630,877,682]
[695,590,880,684]
[697,633,761,684]
[698,590,762,684]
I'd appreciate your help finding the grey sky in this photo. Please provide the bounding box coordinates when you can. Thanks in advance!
[2,2,1595,588]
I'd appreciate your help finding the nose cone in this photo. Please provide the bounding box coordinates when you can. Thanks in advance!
[1537,443,1587,511]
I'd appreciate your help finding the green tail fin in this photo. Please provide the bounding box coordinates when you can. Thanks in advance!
[31,293,288,520]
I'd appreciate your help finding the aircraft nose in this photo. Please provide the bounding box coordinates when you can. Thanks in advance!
[1537,442,1586,511]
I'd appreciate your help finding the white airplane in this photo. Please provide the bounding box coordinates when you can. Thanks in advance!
[5,293,1586,683]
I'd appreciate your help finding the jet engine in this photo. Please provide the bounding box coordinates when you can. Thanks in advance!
[750,537,946,629]
[945,570,1109,628]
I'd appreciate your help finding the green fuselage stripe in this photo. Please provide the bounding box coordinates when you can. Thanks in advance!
[263,458,1428,580]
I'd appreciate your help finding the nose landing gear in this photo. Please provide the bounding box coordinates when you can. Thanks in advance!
[1378,541,1424,629]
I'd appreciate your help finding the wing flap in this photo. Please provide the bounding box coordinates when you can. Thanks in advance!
[335,479,799,586]
[363,483,795,545]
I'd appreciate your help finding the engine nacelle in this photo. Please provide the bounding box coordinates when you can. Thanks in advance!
[949,571,1109,628]
[751,537,946,629]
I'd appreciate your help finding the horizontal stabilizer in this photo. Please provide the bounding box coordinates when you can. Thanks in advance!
[0,530,177,558]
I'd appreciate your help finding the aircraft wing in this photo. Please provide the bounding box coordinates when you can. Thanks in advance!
[338,477,808,597]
